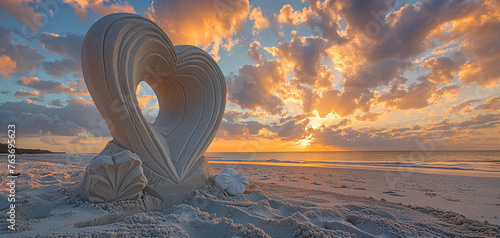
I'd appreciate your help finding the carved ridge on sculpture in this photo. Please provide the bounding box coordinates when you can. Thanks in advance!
[81,13,225,204]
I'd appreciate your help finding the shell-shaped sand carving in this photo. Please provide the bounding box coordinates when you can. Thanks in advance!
[79,141,148,202]
[215,168,249,196]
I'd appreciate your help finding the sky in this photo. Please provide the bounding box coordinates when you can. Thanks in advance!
[0,0,499,153]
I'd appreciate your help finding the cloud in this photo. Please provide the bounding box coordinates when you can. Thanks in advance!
[219,0,498,127]
[14,89,42,100]
[40,136,63,145]
[0,26,45,75]
[369,0,477,61]
[217,114,312,142]
[247,41,262,63]
[311,112,500,150]
[275,1,344,43]
[217,120,252,140]
[67,97,93,106]
[50,99,64,107]
[355,112,383,122]
[260,35,381,118]
[0,99,109,137]
[38,32,84,77]
[17,77,89,95]
[457,113,500,129]
[63,0,136,22]
[422,52,466,84]
[270,115,309,140]
[475,96,500,112]
[223,110,243,123]
[377,78,460,111]
[301,0,345,43]
[274,4,307,25]
[450,0,500,86]
[444,99,481,114]
[0,55,16,79]
[0,0,43,33]
[0,102,84,136]
[38,32,84,60]
[313,89,374,117]
[136,95,156,110]
[378,79,434,110]
[266,36,333,88]
[342,59,411,90]
[69,135,97,145]
[212,108,495,150]
[228,60,286,115]
[432,84,460,102]
[246,120,267,135]
[146,0,250,61]
[339,0,395,38]
[249,7,269,32]
[223,109,268,123]
[42,58,81,78]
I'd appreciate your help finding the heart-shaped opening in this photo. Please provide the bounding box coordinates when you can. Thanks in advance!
[135,76,186,139]
[135,81,159,124]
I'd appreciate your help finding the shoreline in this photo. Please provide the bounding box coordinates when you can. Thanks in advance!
[209,160,500,178]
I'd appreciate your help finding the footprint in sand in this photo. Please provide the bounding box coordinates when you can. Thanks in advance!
[353,187,366,190]
[334,185,349,189]
[382,190,405,197]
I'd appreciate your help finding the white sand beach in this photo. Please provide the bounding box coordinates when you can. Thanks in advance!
[1,154,499,237]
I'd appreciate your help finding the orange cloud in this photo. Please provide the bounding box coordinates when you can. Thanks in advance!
[275,4,307,25]
[67,97,93,106]
[247,41,262,63]
[146,0,250,61]
[17,77,89,95]
[476,96,500,112]
[14,90,40,98]
[0,54,16,79]
[355,112,383,122]
[40,136,62,145]
[249,7,269,32]
[63,0,136,22]
[228,60,287,115]
[444,99,481,114]
[422,52,466,84]
[69,135,97,145]
[447,0,500,86]
[0,0,42,32]
[136,95,156,110]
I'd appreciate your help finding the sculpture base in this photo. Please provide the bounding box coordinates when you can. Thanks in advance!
[144,158,215,209]
[77,140,215,209]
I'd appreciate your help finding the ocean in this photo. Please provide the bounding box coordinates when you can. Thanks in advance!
[205,150,500,173]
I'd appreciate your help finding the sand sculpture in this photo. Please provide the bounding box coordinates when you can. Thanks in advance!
[78,13,226,207]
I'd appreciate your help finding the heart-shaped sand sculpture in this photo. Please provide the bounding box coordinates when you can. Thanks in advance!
[80,13,225,206]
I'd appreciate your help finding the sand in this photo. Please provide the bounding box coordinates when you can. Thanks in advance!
[0,154,499,237]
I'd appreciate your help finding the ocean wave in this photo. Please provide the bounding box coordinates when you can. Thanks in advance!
[208,159,500,172]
